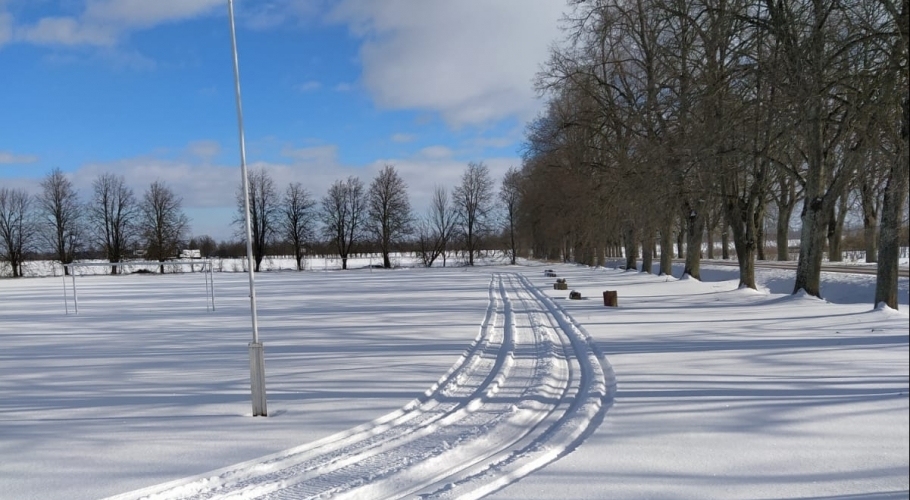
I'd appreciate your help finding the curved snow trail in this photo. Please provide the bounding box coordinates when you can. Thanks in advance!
[104,272,616,500]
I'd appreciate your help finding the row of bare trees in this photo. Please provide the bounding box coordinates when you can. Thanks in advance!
[234,162,508,272]
[0,169,189,276]
[513,0,907,308]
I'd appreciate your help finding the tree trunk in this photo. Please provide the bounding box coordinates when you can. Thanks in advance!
[776,206,792,261]
[874,167,908,309]
[509,223,517,265]
[793,195,828,297]
[792,88,830,297]
[706,222,715,260]
[623,225,637,271]
[862,212,878,263]
[774,175,799,261]
[754,207,766,261]
[641,229,654,274]
[721,224,730,260]
[676,222,685,259]
[860,181,879,263]
[827,194,848,262]
[683,208,705,279]
[733,234,756,290]
[875,96,910,309]
[660,223,673,276]
[383,251,391,268]
[725,198,758,290]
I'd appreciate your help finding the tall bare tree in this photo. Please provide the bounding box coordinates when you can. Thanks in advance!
[88,173,138,275]
[755,0,866,297]
[234,167,278,272]
[499,166,523,265]
[280,182,316,271]
[139,180,190,273]
[320,176,366,270]
[0,188,36,277]
[367,165,413,268]
[434,186,460,267]
[874,0,909,309]
[37,168,83,274]
[416,185,457,268]
[453,161,495,266]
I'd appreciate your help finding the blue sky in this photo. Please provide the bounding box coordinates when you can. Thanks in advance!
[0,1,567,241]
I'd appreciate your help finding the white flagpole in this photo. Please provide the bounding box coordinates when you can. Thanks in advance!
[228,0,267,417]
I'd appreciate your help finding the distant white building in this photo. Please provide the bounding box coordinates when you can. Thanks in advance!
[179,249,202,259]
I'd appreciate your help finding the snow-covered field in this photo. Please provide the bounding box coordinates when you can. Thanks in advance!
[1,259,907,499]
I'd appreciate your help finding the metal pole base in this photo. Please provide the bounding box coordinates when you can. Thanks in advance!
[249,342,267,416]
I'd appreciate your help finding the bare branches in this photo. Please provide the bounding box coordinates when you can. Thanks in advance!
[320,176,366,270]
[367,165,413,268]
[140,181,190,272]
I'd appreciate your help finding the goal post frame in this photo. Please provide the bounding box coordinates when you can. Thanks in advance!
[61,259,215,314]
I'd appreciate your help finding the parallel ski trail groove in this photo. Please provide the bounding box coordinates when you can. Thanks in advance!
[104,272,615,500]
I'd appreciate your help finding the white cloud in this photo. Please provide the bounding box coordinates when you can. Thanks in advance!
[82,0,224,30]
[13,0,223,48]
[186,140,221,161]
[469,134,521,150]
[240,0,325,30]
[0,11,12,47]
[328,1,565,128]
[417,146,453,160]
[0,151,38,164]
[390,133,415,143]
[297,80,322,92]
[280,144,339,164]
[17,16,115,46]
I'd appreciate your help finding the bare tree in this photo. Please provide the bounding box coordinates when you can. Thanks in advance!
[367,165,413,268]
[414,219,439,268]
[416,185,458,267]
[88,173,138,274]
[753,0,867,297]
[500,166,522,265]
[37,168,83,274]
[280,182,316,271]
[874,0,909,310]
[139,180,190,273]
[0,188,36,277]
[453,161,495,266]
[320,176,366,270]
[234,167,278,272]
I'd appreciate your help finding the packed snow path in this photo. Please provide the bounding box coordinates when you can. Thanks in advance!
[107,272,615,500]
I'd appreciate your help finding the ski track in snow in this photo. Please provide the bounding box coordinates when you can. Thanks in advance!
[104,272,616,500]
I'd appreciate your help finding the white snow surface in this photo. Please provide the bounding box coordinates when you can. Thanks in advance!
[1,259,907,499]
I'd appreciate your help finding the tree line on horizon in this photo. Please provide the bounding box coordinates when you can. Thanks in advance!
[0,161,521,276]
